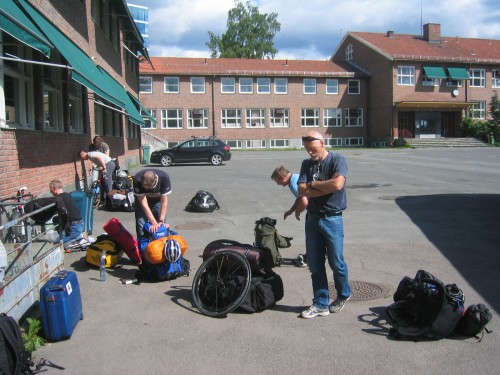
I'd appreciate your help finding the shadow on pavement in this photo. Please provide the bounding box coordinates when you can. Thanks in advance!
[395,194,500,312]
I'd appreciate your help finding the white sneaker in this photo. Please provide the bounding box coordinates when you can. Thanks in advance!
[301,305,330,319]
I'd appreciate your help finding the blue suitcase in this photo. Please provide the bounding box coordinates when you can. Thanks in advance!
[40,270,83,341]
[70,191,94,234]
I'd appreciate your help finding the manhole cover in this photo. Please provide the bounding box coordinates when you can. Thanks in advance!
[328,281,387,301]
[175,221,214,230]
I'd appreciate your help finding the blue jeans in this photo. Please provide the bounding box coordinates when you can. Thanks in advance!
[135,199,165,238]
[305,214,351,309]
[61,222,84,244]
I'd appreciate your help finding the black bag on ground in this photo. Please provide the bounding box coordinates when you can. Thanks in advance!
[455,303,492,339]
[237,270,284,313]
[0,313,32,375]
[386,270,465,340]
[186,190,220,212]
[24,197,57,225]
[254,217,293,267]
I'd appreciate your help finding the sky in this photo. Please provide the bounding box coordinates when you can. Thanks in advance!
[128,0,500,61]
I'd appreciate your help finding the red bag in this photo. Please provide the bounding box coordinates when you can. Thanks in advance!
[203,239,272,275]
[103,218,141,264]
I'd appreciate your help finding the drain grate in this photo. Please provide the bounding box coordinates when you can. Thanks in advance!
[175,221,214,230]
[328,281,388,301]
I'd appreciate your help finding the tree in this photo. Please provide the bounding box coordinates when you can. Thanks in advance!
[487,92,500,144]
[206,1,281,59]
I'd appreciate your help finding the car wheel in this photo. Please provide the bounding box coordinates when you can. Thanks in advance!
[210,154,223,166]
[160,155,173,166]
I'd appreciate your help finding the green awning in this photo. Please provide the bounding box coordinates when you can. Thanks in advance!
[127,92,157,125]
[17,0,125,109]
[447,67,470,80]
[423,66,447,79]
[0,0,52,57]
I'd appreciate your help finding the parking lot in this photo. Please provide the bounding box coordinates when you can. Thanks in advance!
[36,147,500,374]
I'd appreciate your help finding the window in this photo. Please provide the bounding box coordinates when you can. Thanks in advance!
[221,109,241,128]
[164,77,179,93]
[397,66,415,85]
[422,77,439,87]
[303,79,316,94]
[274,78,288,94]
[301,108,320,127]
[257,78,271,93]
[140,76,152,93]
[345,108,363,127]
[68,82,83,133]
[187,109,208,128]
[190,77,205,93]
[221,77,235,93]
[270,139,290,148]
[2,37,35,129]
[91,0,119,49]
[470,101,486,119]
[161,109,183,128]
[246,109,265,127]
[270,108,289,128]
[239,77,253,94]
[345,44,353,61]
[324,109,342,127]
[43,66,63,131]
[324,138,342,147]
[326,79,339,94]
[347,80,360,94]
[470,69,485,87]
[226,140,243,149]
[493,70,500,88]
[345,137,364,146]
[446,79,462,88]
[142,109,157,129]
[246,140,266,148]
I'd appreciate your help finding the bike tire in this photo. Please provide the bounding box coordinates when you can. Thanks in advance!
[192,250,252,317]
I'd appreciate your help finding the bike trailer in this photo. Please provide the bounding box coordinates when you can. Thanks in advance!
[70,191,94,234]
[40,270,83,341]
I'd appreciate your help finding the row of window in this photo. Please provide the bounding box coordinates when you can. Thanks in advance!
[397,66,500,88]
[141,107,364,129]
[140,76,361,95]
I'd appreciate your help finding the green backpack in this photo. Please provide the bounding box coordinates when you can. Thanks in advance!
[254,217,293,267]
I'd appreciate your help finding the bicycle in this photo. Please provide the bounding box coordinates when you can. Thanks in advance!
[89,167,105,208]
[0,187,38,243]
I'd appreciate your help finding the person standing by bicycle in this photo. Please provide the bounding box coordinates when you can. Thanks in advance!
[88,135,110,155]
[49,180,84,250]
[79,150,115,207]
[133,169,171,238]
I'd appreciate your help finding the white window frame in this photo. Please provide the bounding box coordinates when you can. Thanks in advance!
[221,109,241,128]
[187,109,209,129]
[303,78,316,94]
[422,77,439,87]
[345,44,353,61]
[139,76,152,93]
[397,66,415,86]
[245,109,265,128]
[470,101,486,119]
[164,77,179,93]
[301,108,320,127]
[161,109,183,128]
[142,109,157,129]
[226,140,243,149]
[345,137,364,146]
[326,79,339,94]
[446,79,462,87]
[270,108,289,128]
[470,69,485,87]
[324,138,342,147]
[190,77,205,93]
[274,78,288,94]
[257,78,271,94]
[221,77,235,93]
[239,77,253,94]
[245,139,266,149]
[323,108,342,127]
[493,70,500,88]
[347,80,360,94]
[345,108,363,127]
[270,139,290,148]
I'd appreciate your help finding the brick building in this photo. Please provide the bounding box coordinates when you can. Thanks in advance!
[0,0,149,198]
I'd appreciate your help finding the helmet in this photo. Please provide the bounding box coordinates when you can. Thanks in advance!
[166,235,188,255]
[117,170,128,178]
[164,239,181,263]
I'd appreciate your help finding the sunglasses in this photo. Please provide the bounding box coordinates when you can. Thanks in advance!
[302,136,322,142]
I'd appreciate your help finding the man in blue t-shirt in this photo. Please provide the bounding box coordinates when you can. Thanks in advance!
[271,165,308,221]
[297,131,352,319]
[133,169,171,238]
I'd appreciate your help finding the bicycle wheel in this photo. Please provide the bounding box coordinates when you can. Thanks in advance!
[192,250,252,317]
[91,182,101,208]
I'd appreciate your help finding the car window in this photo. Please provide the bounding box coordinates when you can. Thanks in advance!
[180,140,196,149]
[197,141,209,147]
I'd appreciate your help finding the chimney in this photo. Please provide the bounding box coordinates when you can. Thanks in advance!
[386,31,395,38]
[423,23,441,43]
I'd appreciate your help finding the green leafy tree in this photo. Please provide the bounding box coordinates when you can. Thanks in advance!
[206,1,281,59]
[487,92,500,144]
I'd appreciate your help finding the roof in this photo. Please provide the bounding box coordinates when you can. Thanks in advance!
[140,57,364,78]
[348,31,500,64]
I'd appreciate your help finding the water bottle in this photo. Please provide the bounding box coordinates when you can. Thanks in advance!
[100,250,106,282]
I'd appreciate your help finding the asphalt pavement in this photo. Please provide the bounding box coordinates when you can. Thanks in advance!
[35,147,500,374]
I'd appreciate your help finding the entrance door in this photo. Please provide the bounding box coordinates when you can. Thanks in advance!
[415,112,441,138]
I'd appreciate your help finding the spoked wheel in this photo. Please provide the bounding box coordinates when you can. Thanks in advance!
[91,183,101,208]
[192,250,252,317]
